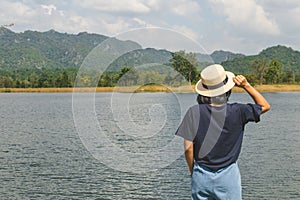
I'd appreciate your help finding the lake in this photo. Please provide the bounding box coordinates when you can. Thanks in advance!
[1,92,299,199]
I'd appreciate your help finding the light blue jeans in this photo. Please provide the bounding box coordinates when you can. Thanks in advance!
[191,162,242,200]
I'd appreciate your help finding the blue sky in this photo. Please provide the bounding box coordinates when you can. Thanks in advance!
[1,0,300,55]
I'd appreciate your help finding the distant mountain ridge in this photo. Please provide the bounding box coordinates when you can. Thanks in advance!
[0,27,243,71]
[222,45,300,73]
[0,27,141,70]
[211,50,245,63]
[0,28,299,74]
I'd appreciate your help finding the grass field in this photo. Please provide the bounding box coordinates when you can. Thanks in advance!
[1,84,300,93]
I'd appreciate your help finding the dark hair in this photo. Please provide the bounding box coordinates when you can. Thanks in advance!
[197,90,232,104]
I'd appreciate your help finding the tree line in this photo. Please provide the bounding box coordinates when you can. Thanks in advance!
[243,58,300,85]
[0,51,299,88]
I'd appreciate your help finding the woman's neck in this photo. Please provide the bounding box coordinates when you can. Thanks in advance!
[209,103,225,107]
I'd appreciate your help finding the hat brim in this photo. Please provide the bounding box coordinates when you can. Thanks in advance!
[195,71,235,97]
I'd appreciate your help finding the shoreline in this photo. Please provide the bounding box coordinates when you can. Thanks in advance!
[1,84,300,93]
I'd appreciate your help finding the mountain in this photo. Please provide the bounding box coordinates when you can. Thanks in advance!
[109,49,244,72]
[1,28,299,75]
[222,45,300,74]
[0,27,141,69]
[195,50,245,70]
[259,45,300,70]
[210,50,245,64]
[0,27,243,72]
[195,53,212,63]
[107,48,172,71]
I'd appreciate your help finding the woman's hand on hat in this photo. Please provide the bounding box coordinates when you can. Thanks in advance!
[234,75,270,113]
[233,75,250,88]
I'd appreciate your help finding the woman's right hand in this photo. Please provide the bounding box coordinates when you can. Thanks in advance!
[233,75,250,88]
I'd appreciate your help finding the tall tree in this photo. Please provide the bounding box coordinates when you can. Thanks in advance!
[169,50,199,84]
[265,60,283,84]
[117,66,139,86]
[56,71,69,87]
[251,58,267,85]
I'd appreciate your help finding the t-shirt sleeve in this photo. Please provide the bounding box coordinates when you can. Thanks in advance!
[175,106,200,141]
[241,103,262,124]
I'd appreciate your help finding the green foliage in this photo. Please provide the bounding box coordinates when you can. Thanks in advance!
[251,58,267,85]
[222,55,260,74]
[117,67,138,86]
[169,50,200,84]
[0,67,77,88]
[265,60,283,84]
[244,74,258,86]
[222,46,300,76]
[0,27,109,70]
[222,45,300,84]
[259,45,300,73]
[107,48,171,72]
[210,50,245,64]
[1,27,300,87]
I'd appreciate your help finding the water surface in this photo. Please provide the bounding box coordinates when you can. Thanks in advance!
[0,92,299,199]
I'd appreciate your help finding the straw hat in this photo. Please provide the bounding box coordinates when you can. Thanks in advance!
[195,64,235,97]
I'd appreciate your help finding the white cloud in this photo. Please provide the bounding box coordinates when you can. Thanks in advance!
[144,0,161,11]
[171,0,201,16]
[288,7,300,30]
[59,10,65,17]
[78,0,151,13]
[53,15,90,33]
[41,4,57,15]
[0,0,39,32]
[210,0,280,36]
[0,1,35,19]
[100,19,132,35]
[132,18,148,27]
[259,0,300,9]
[258,0,300,35]
[1,0,300,54]
[172,25,200,41]
[116,27,205,53]
[0,0,84,33]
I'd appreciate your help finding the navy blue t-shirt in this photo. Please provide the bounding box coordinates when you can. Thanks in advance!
[176,103,262,171]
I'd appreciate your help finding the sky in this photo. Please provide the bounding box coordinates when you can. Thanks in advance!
[1,0,300,55]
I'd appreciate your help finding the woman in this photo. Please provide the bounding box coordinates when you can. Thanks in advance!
[176,64,270,200]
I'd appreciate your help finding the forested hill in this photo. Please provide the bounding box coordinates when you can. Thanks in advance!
[1,28,300,74]
[1,28,300,88]
[0,27,141,69]
[222,45,300,74]
[0,27,244,71]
